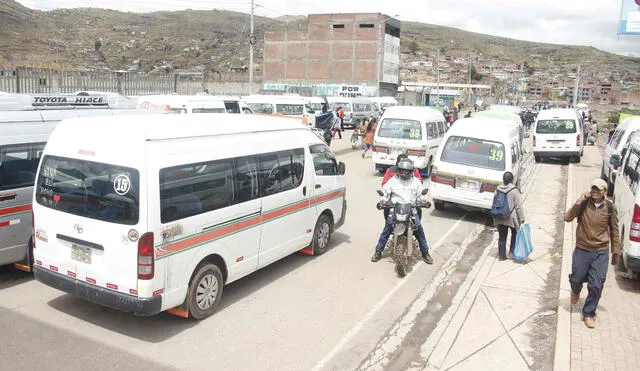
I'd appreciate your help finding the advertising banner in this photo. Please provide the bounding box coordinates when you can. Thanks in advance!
[619,0,640,35]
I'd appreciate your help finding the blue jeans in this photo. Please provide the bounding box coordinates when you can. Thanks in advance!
[375,214,429,253]
[569,248,608,318]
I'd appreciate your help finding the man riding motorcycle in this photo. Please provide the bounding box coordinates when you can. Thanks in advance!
[371,159,433,264]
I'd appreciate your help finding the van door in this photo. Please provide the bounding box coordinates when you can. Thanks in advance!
[0,143,44,265]
[34,156,144,296]
[258,148,314,268]
[308,144,343,225]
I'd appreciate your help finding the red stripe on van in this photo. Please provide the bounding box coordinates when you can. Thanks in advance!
[35,260,42,266]
[0,204,31,217]
[107,283,118,290]
[49,265,58,272]
[0,221,9,228]
[129,289,138,295]
[67,271,76,278]
[86,277,96,284]
[153,289,164,296]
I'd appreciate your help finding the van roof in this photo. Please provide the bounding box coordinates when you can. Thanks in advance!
[53,113,313,142]
[381,105,444,120]
[445,117,519,140]
[536,108,580,120]
[245,95,307,104]
[475,111,522,121]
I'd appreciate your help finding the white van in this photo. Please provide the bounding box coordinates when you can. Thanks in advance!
[372,106,447,174]
[370,97,398,112]
[245,95,316,127]
[326,97,373,129]
[532,108,584,163]
[32,114,347,319]
[0,108,154,271]
[602,117,640,196]
[611,129,640,279]
[430,117,523,210]
[474,110,525,150]
[136,95,252,114]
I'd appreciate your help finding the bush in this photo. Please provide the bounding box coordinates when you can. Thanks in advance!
[608,112,620,123]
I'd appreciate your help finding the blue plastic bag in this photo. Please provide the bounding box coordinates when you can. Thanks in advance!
[513,223,533,261]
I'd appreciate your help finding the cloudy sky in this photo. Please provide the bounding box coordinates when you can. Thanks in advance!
[16,0,640,56]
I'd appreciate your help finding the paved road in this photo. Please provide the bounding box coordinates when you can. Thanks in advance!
[0,134,535,371]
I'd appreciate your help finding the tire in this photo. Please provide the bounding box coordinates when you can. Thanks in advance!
[600,165,607,181]
[574,155,581,164]
[424,157,433,177]
[606,177,614,197]
[534,156,541,163]
[187,263,224,320]
[311,214,333,256]
[434,200,445,210]
[394,236,407,278]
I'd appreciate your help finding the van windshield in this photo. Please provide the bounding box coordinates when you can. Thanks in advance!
[275,104,304,116]
[192,108,226,113]
[378,118,422,140]
[536,119,577,134]
[440,136,506,171]
[333,103,351,111]
[248,103,274,114]
[353,103,372,112]
[35,156,140,225]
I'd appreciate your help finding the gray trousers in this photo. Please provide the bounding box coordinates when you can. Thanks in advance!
[569,248,608,318]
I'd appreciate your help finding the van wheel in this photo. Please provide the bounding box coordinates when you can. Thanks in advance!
[606,178,614,197]
[573,155,581,163]
[534,156,541,163]
[188,263,223,320]
[312,214,333,255]
[618,233,627,273]
[434,200,445,210]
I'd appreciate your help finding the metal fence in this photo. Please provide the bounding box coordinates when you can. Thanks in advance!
[0,68,263,96]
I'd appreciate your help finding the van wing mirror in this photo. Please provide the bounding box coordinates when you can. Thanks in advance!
[421,188,428,196]
[376,190,385,196]
[338,162,346,175]
[609,154,621,167]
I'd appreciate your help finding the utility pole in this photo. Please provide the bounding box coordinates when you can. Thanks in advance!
[572,64,580,107]
[436,48,440,103]
[468,52,472,106]
[248,0,255,95]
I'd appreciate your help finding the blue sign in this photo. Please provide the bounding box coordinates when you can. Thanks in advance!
[619,0,640,35]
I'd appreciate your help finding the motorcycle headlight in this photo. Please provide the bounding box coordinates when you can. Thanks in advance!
[393,224,407,235]
[396,213,408,222]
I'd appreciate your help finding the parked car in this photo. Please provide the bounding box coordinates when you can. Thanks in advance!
[602,117,640,196]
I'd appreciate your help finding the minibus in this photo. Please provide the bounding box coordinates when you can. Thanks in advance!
[136,95,252,114]
[430,117,523,210]
[372,106,447,175]
[245,95,316,126]
[532,108,584,163]
[32,114,347,319]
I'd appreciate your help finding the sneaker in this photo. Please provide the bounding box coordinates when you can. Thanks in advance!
[361,152,365,159]
[498,256,507,261]
[421,251,433,264]
[571,291,579,305]
[583,317,595,329]
[371,251,382,262]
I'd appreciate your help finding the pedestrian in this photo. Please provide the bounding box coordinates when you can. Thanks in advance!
[361,118,376,158]
[464,111,472,118]
[564,179,620,329]
[338,106,345,131]
[492,171,525,260]
[332,108,342,139]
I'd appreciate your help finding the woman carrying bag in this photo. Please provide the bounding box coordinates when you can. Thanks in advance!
[492,171,525,261]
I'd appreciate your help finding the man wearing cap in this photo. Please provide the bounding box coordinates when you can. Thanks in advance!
[564,178,620,329]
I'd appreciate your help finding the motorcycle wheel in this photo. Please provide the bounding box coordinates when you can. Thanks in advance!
[394,236,407,278]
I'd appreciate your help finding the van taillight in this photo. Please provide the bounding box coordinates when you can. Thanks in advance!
[576,135,580,146]
[630,205,640,243]
[533,135,536,147]
[138,232,154,280]
[431,173,455,187]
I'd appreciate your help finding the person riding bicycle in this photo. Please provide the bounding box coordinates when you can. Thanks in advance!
[372,159,433,264]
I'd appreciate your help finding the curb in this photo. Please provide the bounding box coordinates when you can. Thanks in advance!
[553,162,574,371]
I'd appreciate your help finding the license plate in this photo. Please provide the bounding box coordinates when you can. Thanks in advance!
[71,244,92,264]
[458,179,480,192]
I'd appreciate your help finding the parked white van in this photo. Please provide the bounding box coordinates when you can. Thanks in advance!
[610,129,640,279]
[245,95,316,126]
[371,106,447,174]
[326,97,374,129]
[1,108,154,271]
[136,95,252,114]
[370,97,398,112]
[32,114,347,319]
[532,108,584,163]
[602,117,640,196]
[430,117,523,210]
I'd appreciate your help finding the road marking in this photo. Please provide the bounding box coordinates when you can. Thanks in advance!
[311,213,470,371]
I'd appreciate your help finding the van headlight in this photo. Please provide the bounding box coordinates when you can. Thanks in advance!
[393,224,407,235]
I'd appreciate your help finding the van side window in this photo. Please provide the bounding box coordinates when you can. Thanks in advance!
[610,129,624,148]
[0,142,45,190]
[235,156,259,203]
[258,148,305,196]
[436,122,446,136]
[258,153,280,196]
[623,150,640,192]
[426,122,438,139]
[160,159,235,223]
[310,144,337,176]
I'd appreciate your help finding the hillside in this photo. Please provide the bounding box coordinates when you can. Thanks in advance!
[1,0,638,80]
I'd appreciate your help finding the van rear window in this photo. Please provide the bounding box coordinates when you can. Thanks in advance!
[275,104,304,116]
[536,119,577,134]
[35,156,139,225]
[378,118,422,140]
[440,136,505,171]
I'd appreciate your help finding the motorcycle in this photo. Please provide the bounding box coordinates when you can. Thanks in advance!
[350,127,362,149]
[376,188,430,277]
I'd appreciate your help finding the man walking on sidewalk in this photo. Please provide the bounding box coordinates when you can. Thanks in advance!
[564,178,620,329]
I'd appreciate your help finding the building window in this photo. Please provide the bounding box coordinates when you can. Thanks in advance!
[359,24,375,28]
[333,24,345,29]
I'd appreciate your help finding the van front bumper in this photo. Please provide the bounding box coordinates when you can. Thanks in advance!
[33,265,162,316]
[533,150,580,158]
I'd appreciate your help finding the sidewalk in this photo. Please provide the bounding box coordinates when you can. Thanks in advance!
[555,140,640,371]
[422,156,567,370]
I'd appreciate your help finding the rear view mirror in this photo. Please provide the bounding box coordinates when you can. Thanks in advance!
[609,154,621,167]
[377,190,385,196]
[421,188,428,195]
[338,162,346,175]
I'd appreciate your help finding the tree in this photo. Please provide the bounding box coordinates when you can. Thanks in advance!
[408,41,419,54]
[94,40,102,50]
[470,64,483,81]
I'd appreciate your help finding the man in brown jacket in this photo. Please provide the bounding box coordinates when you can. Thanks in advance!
[564,178,620,329]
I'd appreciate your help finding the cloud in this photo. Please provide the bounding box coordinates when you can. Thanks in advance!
[15,0,640,56]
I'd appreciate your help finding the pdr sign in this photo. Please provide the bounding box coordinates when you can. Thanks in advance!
[339,86,362,97]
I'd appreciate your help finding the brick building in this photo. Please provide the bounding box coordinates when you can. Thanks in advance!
[262,13,401,97]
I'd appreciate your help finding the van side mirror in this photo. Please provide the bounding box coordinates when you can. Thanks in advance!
[376,190,385,196]
[338,162,346,175]
[609,154,621,167]
[421,188,428,195]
